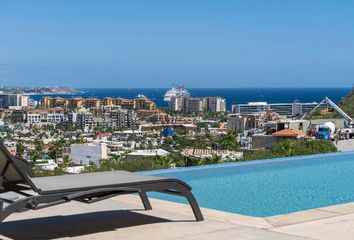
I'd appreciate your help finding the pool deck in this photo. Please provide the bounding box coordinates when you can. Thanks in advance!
[2,195,354,240]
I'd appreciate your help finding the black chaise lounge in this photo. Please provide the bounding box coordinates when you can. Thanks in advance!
[0,144,203,222]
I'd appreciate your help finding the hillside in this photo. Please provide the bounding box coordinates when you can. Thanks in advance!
[339,88,354,117]
[309,88,354,119]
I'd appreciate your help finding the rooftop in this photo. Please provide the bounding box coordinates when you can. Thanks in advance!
[272,129,305,137]
[2,194,354,240]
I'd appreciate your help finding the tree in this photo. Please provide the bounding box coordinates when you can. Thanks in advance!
[217,130,240,151]
[61,155,72,169]
[272,139,297,157]
[16,141,25,157]
[203,154,223,165]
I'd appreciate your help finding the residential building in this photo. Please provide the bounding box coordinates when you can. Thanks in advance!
[68,97,84,109]
[127,149,170,159]
[227,114,258,132]
[182,148,243,161]
[69,143,108,165]
[133,96,156,110]
[76,108,139,130]
[169,96,185,111]
[272,129,306,139]
[170,96,226,113]
[26,108,65,124]
[113,130,144,140]
[84,98,101,109]
[186,98,204,112]
[0,94,29,109]
[205,97,226,112]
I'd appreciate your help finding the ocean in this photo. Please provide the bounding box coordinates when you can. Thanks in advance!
[30,88,351,111]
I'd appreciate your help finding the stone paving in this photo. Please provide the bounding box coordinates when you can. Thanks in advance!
[1,195,354,240]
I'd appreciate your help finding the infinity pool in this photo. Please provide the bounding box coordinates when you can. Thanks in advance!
[144,151,354,217]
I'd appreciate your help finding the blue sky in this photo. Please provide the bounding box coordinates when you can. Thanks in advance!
[0,0,354,88]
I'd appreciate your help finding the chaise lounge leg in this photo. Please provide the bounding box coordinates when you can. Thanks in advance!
[169,184,204,221]
[139,191,152,210]
[182,190,204,221]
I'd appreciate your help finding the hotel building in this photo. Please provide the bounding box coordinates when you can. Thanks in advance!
[231,101,321,117]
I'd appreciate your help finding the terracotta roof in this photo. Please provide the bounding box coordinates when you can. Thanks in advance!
[272,129,305,136]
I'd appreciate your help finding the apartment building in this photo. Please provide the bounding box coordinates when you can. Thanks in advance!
[227,114,258,132]
[41,97,84,109]
[103,96,156,110]
[170,96,226,113]
[205,97,226,112]
[0,94,29,109]
[26,108,65,124]
[84,98,101,109]
[76,108,139,130]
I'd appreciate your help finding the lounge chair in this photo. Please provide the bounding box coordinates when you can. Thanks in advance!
[0,144,204,222]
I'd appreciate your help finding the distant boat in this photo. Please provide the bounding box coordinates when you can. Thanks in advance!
[163,86,190,102]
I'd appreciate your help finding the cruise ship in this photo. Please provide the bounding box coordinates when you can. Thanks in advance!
[163,86,190,102]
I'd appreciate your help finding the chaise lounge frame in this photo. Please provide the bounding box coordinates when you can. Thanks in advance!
[0,144,204,222]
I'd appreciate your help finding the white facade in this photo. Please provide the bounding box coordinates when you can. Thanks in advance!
[170,96,226,113]
[26,109,65,124]
[205,97,226,112]
[69,143,108,165]
[127,149,170,157]
[227,114,257,131]
[113,130,144,140]
[232,101,322,116]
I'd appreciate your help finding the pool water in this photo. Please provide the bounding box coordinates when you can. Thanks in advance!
[144,152,354,217]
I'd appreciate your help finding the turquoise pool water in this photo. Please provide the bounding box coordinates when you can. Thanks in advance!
[144,152,354,217]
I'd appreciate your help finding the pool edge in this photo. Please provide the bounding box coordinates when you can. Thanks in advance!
[117,194,354,230]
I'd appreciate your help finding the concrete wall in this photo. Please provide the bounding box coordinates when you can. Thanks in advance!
[69,143,108,165]
[252,135,276,149]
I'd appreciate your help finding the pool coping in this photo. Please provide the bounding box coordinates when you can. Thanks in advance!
[141,150,354,175]
[117,194,354,230]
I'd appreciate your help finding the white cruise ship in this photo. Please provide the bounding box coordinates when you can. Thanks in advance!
[163,86,190,102]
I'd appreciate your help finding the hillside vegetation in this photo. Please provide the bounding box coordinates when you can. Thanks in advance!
[310,88,354,119]
[339,88,354,117]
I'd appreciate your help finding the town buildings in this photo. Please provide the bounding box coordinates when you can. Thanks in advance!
[41,96,156,110]
[41,96,84,109]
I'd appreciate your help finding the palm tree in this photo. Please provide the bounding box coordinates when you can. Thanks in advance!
[204,154,223,165]
[218,131,240,151]
[155,155,173,168]
[61,155,72,168]
[272,139,297,157]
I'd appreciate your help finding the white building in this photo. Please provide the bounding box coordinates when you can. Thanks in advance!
[113,130,144,140]
[231,101,322,117]
[205,97,226,112]
[69,143,108,165]
[227,114,257,132]
[170,96,226,113]
[34,159,58,171]
[26,108,65,124]
[169,96,185,111]
[127,149,170,157]
[186,98,204,112]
